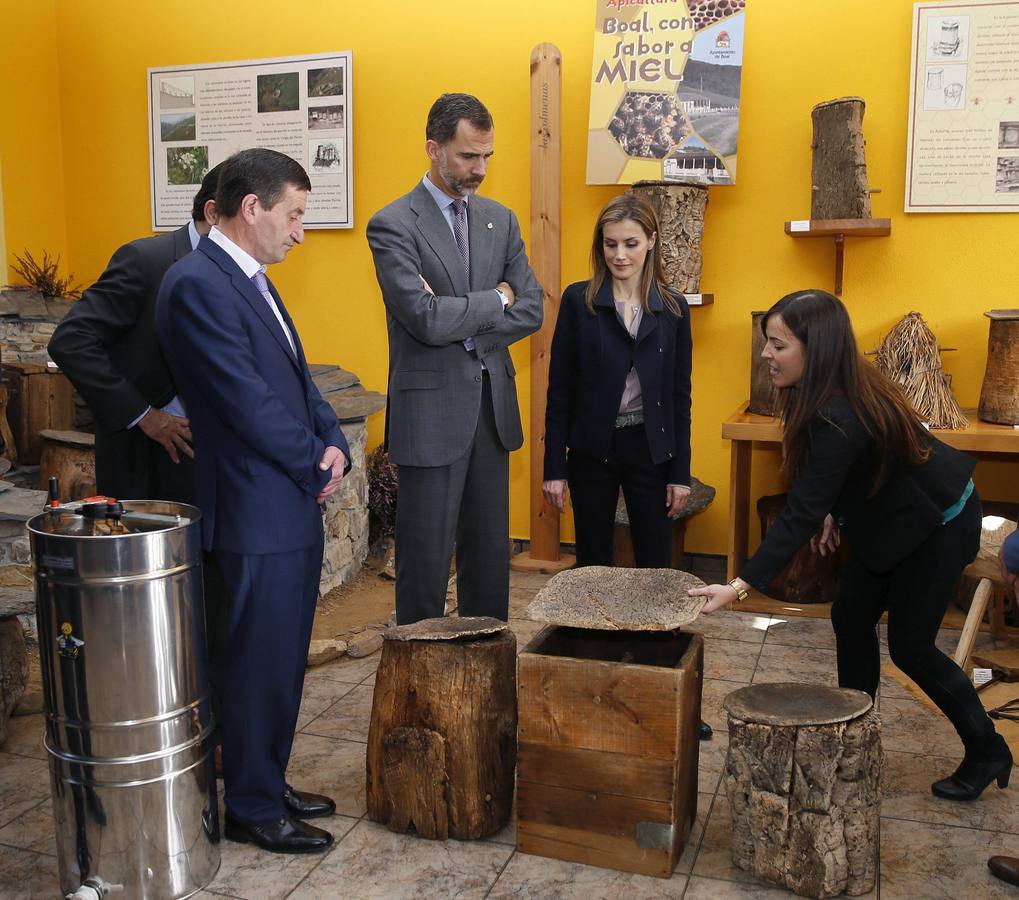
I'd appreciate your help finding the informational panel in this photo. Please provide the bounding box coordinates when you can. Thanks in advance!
[148,52,353,230]
[906,1,1019,212]
[586,0,748,186]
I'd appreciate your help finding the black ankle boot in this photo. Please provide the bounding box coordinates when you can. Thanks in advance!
[931,733,1013,801]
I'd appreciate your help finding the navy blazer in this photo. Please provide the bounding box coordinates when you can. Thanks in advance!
[741,396,977,592]
[154,236,349,555]
[544,279,692,485]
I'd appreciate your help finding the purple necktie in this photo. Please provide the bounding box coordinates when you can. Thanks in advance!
[251,270,296,355]
[450,199,470,281]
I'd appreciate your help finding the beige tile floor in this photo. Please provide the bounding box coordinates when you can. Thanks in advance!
[3,570,1018,898]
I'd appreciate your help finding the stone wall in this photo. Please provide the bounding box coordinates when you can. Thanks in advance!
[320,420,369,596]
[0,290,73,362]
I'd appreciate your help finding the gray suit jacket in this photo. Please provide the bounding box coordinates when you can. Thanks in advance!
[367,180,543,467]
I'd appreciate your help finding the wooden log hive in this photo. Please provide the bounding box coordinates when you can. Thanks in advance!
[723,683,882,898]
[517,626,703,877]
[629,181,708,293]
[38,429,96,501]
[978,310,1019,425]
[749,311,778,417]
[757,493,840,604]
[811,97,872,220]
[366,617,516,840]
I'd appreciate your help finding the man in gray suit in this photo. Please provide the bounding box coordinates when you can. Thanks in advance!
[367,93,543,625]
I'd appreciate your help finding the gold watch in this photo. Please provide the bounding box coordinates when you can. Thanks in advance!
[728,579,749,604]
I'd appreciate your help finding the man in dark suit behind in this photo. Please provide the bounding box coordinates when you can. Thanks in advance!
[48,166,221,501]
[366,93,543,625]
[156,148,349,855]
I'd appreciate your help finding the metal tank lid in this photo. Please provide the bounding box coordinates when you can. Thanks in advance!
[27,499,201,538]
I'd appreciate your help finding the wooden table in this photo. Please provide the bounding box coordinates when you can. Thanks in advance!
[722,403,1019,588]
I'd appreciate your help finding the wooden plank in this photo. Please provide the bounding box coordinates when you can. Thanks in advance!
[517,823,675,876]
[517,780,673,842]
[527,42,562,561]
[517,820,674,878]
[783,218,891,237]
[518,653,680,759]
[517,742,676,802]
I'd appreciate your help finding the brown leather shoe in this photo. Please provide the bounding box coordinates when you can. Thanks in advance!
[989,856,1019,886]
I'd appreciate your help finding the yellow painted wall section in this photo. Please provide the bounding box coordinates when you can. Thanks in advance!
[50,0,1019,553]
[0,0,68,282]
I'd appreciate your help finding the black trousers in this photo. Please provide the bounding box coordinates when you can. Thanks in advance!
[567,423,672,568]
[830,490,995,750]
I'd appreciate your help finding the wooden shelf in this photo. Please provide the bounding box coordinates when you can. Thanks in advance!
[684,293,714,307]
[784,218,891,295]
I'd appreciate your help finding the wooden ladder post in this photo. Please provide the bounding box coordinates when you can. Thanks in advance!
[512,42,573,573]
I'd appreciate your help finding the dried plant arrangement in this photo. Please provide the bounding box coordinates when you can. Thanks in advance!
[5,249,82,299]
[873,311,968,429]
[367,444,399,549]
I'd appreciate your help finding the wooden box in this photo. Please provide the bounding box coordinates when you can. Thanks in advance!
[517,627,703,878]
[3,361,74,464]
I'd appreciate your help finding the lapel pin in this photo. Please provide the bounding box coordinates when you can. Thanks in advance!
[486,222,493,229]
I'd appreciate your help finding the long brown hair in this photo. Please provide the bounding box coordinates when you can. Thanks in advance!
[763,289,930,492]
[584,194,683,317]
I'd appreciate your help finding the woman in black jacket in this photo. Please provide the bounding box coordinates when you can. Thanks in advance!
[542,194,692,567]
[692,289,1011,802]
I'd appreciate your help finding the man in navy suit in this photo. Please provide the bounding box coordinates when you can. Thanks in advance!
[156,149,349,855]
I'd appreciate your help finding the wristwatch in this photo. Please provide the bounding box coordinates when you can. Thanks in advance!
[728,579,749,604]
[495,288,509,307]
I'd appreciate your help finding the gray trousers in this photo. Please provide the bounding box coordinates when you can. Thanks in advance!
[394,374,510,625]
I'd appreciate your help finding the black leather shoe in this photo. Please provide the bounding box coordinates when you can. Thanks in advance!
[989,855,1019,886]
[283,784,336,819]
[224,813,333,854]
[931,733,1013,801]
[699,721,713,741]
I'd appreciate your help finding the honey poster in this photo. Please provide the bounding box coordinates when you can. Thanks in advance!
[586,0,748,185]
[906,0,1019,212]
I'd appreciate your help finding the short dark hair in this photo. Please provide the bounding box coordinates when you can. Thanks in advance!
[191,162,223,223]
[425,93,493,145]
[215,149,311,218]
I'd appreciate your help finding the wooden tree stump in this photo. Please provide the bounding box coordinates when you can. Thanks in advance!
[38,429,96,500]
[749,311,778,417]
[811,97,872,220]
[978,310,1019,425]
[629,181,709,292]
[366,617,516,840]
[757,494,840,604]
[723,684,882,899]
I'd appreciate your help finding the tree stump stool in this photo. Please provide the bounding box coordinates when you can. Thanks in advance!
[723,683,882,898]
[38,429,95,501]
[366,616,516,840]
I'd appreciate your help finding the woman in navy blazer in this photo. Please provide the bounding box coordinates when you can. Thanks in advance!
[692,289,1010,803]
[543,194,692,567]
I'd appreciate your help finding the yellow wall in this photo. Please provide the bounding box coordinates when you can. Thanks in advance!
[4,0,1014,553]
[0,0,68,283]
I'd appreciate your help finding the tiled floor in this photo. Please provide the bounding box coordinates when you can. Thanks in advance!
[3,570,1018,898]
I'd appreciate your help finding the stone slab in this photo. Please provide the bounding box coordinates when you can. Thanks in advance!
[326,385,386,422]
[384,615,508,642]
[723,682,873,726]
[526,566,706,631]
[313,367,359,393]
[615,475,715,526]
[0,488,48,522]
[39,429,95,448]
[0,587,34,619]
